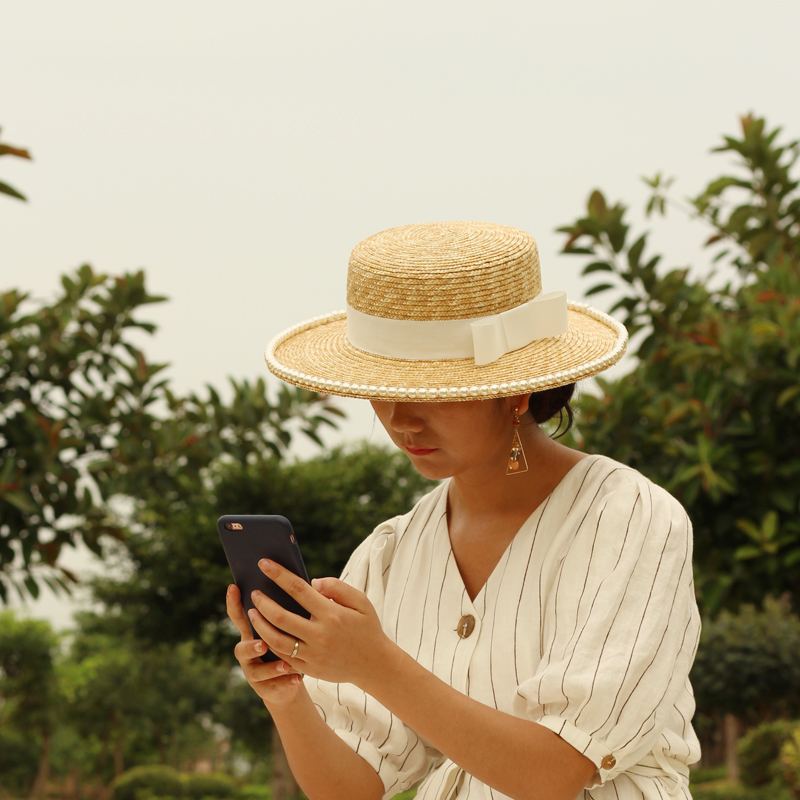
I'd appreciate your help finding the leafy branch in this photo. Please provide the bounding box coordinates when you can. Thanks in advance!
[559,115,800,616]
[0,126,32,202]
[0,267,344,602]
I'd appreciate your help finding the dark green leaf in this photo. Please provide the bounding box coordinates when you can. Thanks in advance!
[0,180,26,201]
[586,283,615,296]
[581,261,614,276]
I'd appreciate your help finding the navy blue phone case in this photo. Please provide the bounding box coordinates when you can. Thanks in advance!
[218,514,311,662]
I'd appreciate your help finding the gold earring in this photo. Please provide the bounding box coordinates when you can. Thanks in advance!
[506,406,528,475]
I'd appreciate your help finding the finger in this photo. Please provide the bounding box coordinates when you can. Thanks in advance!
[259,559,329,616]
[234,637,269,664]
[241,656,296,683]
[311,577,370,613]
[248,606,304,661]
[226,584,254,641]
[251,588,311,641]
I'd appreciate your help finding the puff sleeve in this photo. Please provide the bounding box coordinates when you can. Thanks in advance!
[513,479,701,787]
[304,518,437,799]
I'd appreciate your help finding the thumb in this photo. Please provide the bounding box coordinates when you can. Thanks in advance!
[312,577,367,611]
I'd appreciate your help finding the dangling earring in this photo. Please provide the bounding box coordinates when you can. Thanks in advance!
[506,406,528,475]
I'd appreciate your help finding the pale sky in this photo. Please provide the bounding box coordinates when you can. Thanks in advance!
[4,0,800,628]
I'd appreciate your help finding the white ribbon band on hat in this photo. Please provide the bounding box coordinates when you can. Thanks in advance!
[346,291,568,365]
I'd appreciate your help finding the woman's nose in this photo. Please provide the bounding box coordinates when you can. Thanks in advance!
[387,402,425,433]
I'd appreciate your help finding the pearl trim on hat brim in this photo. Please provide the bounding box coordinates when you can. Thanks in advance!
[264,301,628,401]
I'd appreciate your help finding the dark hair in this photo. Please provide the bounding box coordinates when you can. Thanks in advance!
[527,383,576,439]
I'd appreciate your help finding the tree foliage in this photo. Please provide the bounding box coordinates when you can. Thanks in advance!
[214,675,273,771]
[559,115,800,615]
[0,266,343,603]
[91,442,434,655]
[0,126,31,202]
[691,598,800,725]
[0,611,58,736]
[62,614,228,779]
[0,611,61,799]
[0,609,234,796]
[738,720,798,788]
[0,443,431,795]
[110,766,185,800]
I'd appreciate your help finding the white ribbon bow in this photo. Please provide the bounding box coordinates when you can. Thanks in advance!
[469,291,568,365]
[346,291,568,365]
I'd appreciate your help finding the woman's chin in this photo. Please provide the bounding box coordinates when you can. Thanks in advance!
[404,454,452,481]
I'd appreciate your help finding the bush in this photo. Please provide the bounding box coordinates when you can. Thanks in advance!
[691,599,800,725]
[691,783,792,800]
[739,721,798,787]
[183,773,238,800]
[691,766,729,785]
[780,726,800,799]
[111,766,185,800]
[238,784,270,800]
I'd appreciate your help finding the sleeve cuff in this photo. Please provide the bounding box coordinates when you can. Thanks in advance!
[535,715,618,787]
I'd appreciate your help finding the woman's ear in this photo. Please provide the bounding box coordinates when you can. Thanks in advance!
[508,393,531,417]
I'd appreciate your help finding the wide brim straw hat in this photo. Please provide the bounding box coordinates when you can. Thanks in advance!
[265,221,627,401]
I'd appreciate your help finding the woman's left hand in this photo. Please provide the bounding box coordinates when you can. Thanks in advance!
[248,559,392,687]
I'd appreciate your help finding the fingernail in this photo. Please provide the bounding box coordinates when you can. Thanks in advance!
[248,608,256,620]
[254,640,263,653]
[251,590,261,600]
[292,674,302,685]
[311,578,320,589]
[227,584,233,595]
[277,661,287,673]
[259,558,273,569]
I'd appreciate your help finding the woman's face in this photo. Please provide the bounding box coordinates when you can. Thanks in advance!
[370,398,525,482]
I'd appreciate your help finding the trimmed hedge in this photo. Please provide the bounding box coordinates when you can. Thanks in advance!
[238,787,270,800]
[184,773,238,800]
[111,766,184,800]
[739,721,798,787]
[691,783,792,800]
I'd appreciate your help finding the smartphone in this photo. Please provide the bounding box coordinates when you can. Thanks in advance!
[218,515,311,662]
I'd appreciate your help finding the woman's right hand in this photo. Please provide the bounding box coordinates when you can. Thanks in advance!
[226,583,304,708]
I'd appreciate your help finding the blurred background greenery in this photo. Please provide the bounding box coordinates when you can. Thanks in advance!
[2,115,800,799]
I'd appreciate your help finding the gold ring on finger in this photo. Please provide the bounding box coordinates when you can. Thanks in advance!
[291,641,300,658]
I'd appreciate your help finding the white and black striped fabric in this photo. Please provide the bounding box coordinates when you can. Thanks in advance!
[305,455,702,800]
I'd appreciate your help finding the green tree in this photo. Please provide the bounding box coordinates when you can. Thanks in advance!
[61,611,230,783]
[0,611,61,800]
[558,114,800,615]
[692,597,800,724]
[0,266,343,602]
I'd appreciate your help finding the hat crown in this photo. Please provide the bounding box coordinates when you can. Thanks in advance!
[346,221,541,321]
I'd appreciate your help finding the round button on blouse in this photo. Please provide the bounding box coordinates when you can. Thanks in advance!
[456,614,476,639]
[601,754,617,770]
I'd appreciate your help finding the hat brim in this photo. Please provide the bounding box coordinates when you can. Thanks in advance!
[265,302,627,401]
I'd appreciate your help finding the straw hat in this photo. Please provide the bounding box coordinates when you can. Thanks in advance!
[265,221,627,401]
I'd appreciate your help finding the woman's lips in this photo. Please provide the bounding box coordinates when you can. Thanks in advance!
[404,446,438,456]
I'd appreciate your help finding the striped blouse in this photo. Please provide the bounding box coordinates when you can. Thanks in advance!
[305,455,702,800]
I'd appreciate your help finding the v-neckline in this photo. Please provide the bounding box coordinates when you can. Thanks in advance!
[440,455,600,607]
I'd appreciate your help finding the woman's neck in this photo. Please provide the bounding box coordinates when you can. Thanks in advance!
[447,424,586,525]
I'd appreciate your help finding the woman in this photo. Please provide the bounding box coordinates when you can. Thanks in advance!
[226,222,701,800]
